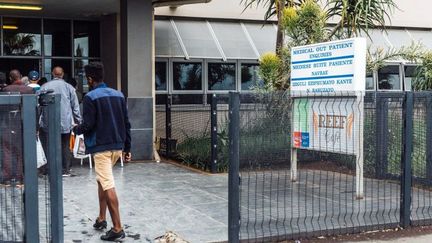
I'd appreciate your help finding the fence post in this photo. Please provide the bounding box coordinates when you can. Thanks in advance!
[47,94,64,242]
[375,93,389,178]
[165,94,172,157]
[228,92,240,243]
[400,91,413,228]
[211,94,218,173]
[22,95,39,243]
[426,94,432,180]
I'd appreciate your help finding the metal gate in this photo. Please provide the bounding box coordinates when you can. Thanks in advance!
[0,93,63,243]
[228,91,432,242]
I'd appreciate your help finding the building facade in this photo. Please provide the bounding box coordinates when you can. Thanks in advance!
[0,0,431,160]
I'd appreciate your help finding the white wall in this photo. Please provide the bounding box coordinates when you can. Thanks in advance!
[155,0,432,29]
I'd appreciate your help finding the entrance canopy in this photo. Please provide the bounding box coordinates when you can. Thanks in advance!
[0,0,117,18]
[155,19,277,60]
[156,19,432,60]
[0,0,210,18]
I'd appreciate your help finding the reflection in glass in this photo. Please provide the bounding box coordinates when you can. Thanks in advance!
[156,62,167,91]
[74,59,89,95]
[404,65,417,91]
[3,18,41,56]
[173,62,202,90]
[74,21,100,57]
[44,19,71,56]
[378,65,400,90]
[366,73,374,90]
[241,64,263,90]
[208,63,236,90]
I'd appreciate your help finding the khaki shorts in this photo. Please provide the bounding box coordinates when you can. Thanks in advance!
[93,150,122,191]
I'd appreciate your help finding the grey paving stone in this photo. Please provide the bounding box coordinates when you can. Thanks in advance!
[63,162,229,243]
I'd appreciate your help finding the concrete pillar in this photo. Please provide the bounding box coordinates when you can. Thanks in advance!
[120,0,155,160]
[100,14,120,90]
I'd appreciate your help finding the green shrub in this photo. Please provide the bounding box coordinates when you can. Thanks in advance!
[176,135,211,171]
[175,131,229,173]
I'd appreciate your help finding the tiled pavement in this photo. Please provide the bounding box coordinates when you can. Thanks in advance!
[3,161,432,242]
[63,162,229,243]
[60,162,432,242]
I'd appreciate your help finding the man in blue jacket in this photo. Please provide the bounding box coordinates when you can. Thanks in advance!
[74,62,131,241]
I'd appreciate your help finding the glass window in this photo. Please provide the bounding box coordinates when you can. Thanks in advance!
[366,73,374,90]
[156,94,167,105]
[74,59,89,94]
[173,62,202,90]
[44,19,71,57]
[207,94,229,104]
[44,59,72,82]
[74,21,100,57]
[0,59,41,84]
[156,62,167,91]
[404,65,417,91]
[378,65,401,90]
[208,63,236,91]
[171,94,204,104]
[3,17,41,56]
[241,64,264,91]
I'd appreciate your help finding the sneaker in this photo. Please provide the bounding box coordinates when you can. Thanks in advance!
[100,228,125,241]
[93,218,107,230]
[62,173,71,177]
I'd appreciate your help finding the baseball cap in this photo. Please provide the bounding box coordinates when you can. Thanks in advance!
[29,70,39,81]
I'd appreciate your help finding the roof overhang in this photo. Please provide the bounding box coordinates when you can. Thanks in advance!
[153,0,212,8]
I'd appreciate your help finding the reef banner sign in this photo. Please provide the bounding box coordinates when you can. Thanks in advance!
[292,97,361,155]
[290,38,367,93]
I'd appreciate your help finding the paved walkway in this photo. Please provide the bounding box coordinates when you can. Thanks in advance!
[61,161,432,243]
[63,162,228,243]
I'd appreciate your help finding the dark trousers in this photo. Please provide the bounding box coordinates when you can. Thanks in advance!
[40,130,71,173]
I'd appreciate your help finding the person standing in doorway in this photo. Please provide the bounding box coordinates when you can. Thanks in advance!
[40,66,82,176]
[74,62,131,241]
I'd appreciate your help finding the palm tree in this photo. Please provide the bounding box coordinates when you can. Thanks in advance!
[326,0,397,39]
[242,0,306,55]
[4,33,39,56]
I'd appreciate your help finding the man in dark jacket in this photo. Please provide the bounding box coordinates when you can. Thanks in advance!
[73,62,131,241]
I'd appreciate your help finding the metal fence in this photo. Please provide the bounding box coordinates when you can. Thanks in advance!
[0,93,63,243]
[156,94,231,173]
[228,91,432,242]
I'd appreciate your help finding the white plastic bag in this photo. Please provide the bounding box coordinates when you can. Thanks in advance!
[73,134,87,158]
[36,137,47,168]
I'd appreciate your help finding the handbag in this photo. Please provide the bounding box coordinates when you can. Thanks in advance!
[36,137,47,168]
[69,133,75,152]
[73,134,87,158]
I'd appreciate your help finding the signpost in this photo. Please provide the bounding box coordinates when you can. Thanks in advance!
[290,38,366,198]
